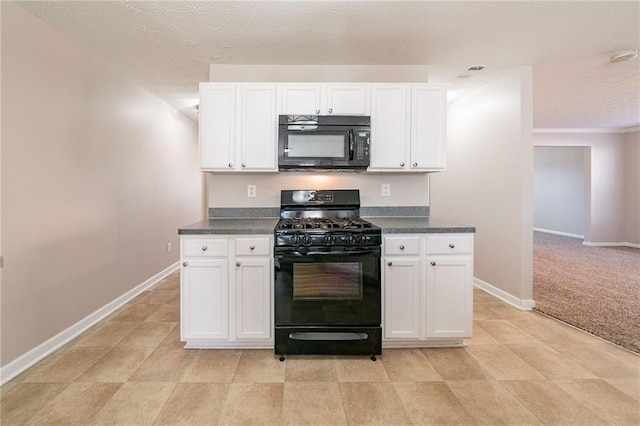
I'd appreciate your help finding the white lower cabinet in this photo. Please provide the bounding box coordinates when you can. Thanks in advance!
[180,235,273,348]
[382,233,474,347]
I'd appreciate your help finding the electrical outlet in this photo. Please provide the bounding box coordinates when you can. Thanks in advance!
[381,184,391,197]
[167,242,172,253]
[247,184,256,198]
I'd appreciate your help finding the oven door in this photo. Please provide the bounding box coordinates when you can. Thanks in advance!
[274,246,381,327]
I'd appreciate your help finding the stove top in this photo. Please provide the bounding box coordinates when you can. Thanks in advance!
[276,217,376,230]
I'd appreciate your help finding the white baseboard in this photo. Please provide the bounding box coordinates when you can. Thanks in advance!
[0,262,179,386]
[533,228,583,239]
[473,277,536,310]
[583,241,640,249]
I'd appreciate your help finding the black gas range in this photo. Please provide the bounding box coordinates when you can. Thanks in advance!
[274,190,382,361]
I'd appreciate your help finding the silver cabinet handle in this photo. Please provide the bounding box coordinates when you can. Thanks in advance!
[430,261,436,266]
[202,246,208,251]
[449,243,455,249]
[315,109,320,114]
[249,245,255,250]
[182,261,188,267]
[387,262,393,266]
[236,262,241,267]
[328,108,333,113]
[400,162,405,167]
[413,162,418,167]
[399,245,405,250]
[241,163,246,168]
[228,163,233,168]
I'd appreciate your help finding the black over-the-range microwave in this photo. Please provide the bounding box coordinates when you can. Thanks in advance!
[277,115,370,171]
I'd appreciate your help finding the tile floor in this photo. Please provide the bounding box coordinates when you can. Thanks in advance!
[1,271,639,425]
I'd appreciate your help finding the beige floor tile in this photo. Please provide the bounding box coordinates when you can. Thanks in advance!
[146,289,179,305]
[128,290,152,305]
[116,321,177,347]
[0,383,67,425]
[605,378,640,402]
[107,303,161,322]
[181,349,241,383]
[21,346,109,383]
[129,343,196,382]
[421,348,492,380]
[510,318,598,345]
[284,355,338,382]
[393,381,476,425]
[446,380,541,425]
[232,349,285,383]
[218,383,284,425]
[25,382,121,425]
[590,342,640,366]
[466,345,546,380]
[76,346,154,382]
[380,348,441,382]
[507,344,597,379]
[158,323,183,348]
[475,319,542,344]
[335,356,390,382]
[283,382,347,425]
[93,382,175,425]
[471,303,499,320]
[73,321,139,347]
[144,304,180,322]
[548,342,640,378]
[484,303,541,321]
[554,379,640,425]
[340,382,412,425]
[465,323,501,345]
[501,380,607,424]
[472,289,497,304]
[154,383,229,425]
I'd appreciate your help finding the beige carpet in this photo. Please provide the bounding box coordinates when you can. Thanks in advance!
[533,231,640,353]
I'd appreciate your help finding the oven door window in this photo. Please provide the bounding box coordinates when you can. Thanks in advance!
[293,263,362,300]
[286,132,348,159]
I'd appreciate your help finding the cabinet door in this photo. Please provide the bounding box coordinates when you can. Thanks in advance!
[234,258,272,340]
[325,84,369,115]
[199,83,236,170]
[369,85,409,170]
[425,256,472,339]
[384,258,421,339]
[181,259,229,340]
[279,84,322,115]
[238,84,277,171]
[410,85,446,170]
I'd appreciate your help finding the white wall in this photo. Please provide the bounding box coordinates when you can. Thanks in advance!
[533,147,586,237]
[1,2,202,367]
[533,131,637,245]
[206,64,431,210]
[623,131,640,244]
[430,67,534,305]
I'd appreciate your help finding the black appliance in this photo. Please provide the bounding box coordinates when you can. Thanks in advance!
[278,115,370,171]
[274,189,382,361]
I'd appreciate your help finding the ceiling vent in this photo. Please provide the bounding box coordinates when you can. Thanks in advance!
[467,65,485,71]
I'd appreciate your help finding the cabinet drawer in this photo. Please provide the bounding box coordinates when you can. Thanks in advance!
[183,238,229,257]
[384,236,420,255]
[426,235,473,255]
[235,237,271,256]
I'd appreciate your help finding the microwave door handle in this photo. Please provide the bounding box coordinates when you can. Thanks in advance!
[348,130,354,160]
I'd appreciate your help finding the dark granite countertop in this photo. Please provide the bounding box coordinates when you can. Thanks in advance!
[366,217,476,234]
[178,218,279,235]
[179,216,474,235]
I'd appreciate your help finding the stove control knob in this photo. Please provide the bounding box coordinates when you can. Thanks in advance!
[346,235,357,245]
[289,233,301,246]
[356,234,367,245]
[323,234,335,246]
[301,234,313,246]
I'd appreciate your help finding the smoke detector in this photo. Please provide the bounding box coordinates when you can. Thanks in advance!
[610,50,638,63]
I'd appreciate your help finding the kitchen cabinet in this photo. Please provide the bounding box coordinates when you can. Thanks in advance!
[180,235,273,348]
[382,233,473,347]
[279,83,369,115]
[199,83,277,172]
[383,236,421,339]
[369,84,446,172]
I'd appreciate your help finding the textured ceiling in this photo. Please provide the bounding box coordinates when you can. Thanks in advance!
[17,1,640,129]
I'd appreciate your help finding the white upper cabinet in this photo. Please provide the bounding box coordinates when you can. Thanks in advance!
[199,83,277,172]
[369,83,447,172]
[279,83,369,115]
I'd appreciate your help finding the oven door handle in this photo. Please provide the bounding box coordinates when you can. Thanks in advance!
[276,249,380,257]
